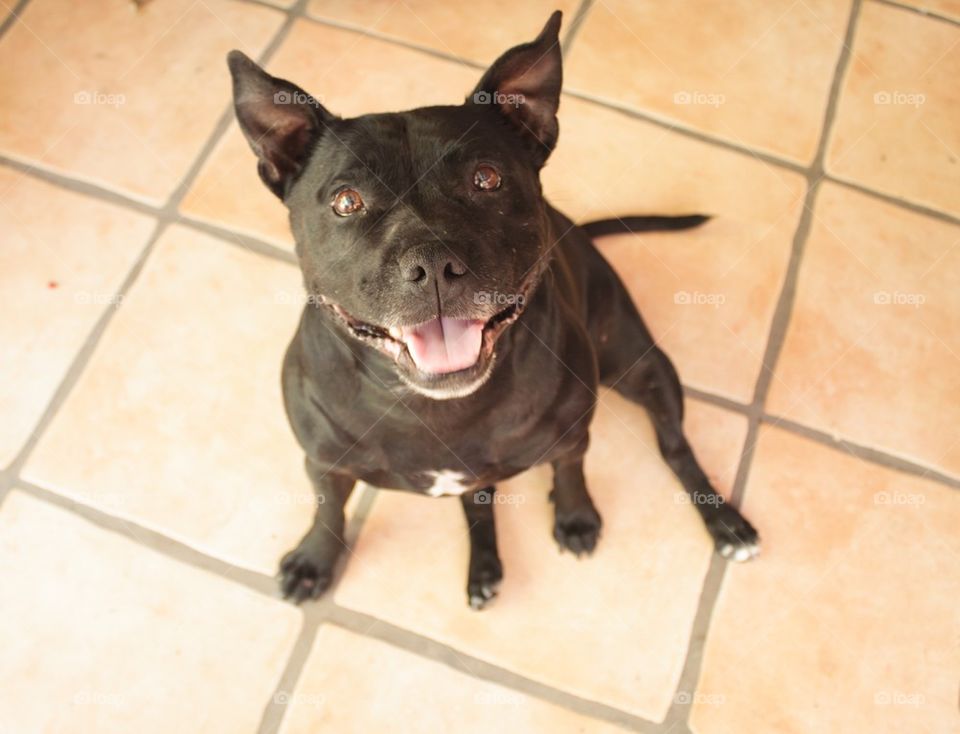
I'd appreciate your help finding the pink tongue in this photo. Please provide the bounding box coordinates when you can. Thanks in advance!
[401,317,484,374]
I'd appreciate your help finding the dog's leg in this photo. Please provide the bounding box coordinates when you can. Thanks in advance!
[551,456,602,556]
[279,457,355,603]
[460,487,503,609]
[580,243,760,561]
[611,345,759,561]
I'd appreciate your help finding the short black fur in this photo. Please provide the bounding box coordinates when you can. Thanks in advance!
[228,10,759,608]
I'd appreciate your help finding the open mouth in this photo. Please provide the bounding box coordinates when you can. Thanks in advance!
[318,274,536,385]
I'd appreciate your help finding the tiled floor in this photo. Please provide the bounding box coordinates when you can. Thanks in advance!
[0,1,958,733]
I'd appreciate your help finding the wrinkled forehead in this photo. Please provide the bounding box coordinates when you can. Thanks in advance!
[309,106,514,192]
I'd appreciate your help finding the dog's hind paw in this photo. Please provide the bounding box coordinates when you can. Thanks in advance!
[278,549,334,604]
[553,505,602,557]
[706,505,760,562]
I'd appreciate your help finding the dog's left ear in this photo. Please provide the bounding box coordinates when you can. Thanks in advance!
[227,51,334,199]
[468,10,563,164]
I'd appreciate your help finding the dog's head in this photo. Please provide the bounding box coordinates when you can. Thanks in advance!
[228,12,563,399]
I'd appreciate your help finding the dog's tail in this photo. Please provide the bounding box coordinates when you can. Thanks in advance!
[579,214,710,238]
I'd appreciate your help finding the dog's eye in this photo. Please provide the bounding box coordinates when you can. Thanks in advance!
[473,164,501,191]
[332,188,364,216]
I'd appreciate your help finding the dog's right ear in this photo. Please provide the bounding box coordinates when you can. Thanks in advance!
[227,51,333,199]
[468,11,563,165]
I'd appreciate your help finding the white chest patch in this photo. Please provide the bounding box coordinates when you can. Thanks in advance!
[423,470,472,497]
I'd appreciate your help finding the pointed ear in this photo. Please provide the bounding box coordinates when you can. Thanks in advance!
[227,51,333,199]
[468,11,563,164]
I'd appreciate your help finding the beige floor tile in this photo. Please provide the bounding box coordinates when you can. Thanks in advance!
[565,0,852,163]
[689,426,960,734]
[826,2,960,217]
[0,168,154,469]
[543,98,803,404]
[0,0,284,205]
[278,625,629,734]
[180,19,481,249]
[886,0,960,25]
[305,0,579,63]
[23,225,318,574]
[0,490,300,734]
[333,393,747,722]
[767,182,960,479]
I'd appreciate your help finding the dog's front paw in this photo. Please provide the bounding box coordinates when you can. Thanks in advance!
[279,548,334,604]
[706,504,760,562]
[467,555,503,610]
[553,504,602,557]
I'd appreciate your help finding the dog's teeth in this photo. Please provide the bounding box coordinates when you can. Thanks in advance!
[389,326,402,339]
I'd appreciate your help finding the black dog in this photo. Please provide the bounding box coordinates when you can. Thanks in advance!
[227,11,759,608]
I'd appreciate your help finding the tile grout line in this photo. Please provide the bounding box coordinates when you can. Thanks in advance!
[3,137,956,493]
[760,413,960,490]
[682,387,751,417]
[0,154,300,263]
[321,602,666,733]
[657,1,866,732]
[229,0,290,14]
[1,11,957,225]
[221,9,388,734]
[2,3,335,732]
[0,219,165,483]
[233,0,960,236]
[0,0,30,40]
[8,471,668,734]
[8,146,955,280]
[6,475,659,732]
[285,1,489,71]
[12,479,279,594]
[10,153,959,494]
[562,0,595,53]
[255,482,380,734]
[873,0,960,27]
[0,0,306,481]
[1,1,956,731]
[0,0,301,484]
[826,174,960,227]
[563,86,812,175]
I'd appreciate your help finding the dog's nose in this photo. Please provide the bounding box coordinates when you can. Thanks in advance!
[399,247,467,291]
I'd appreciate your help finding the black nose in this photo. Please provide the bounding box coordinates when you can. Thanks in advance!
[399,246,467,290]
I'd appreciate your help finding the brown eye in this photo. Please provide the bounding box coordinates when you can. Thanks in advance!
[473,164,501,191]
[332,188,364,216]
